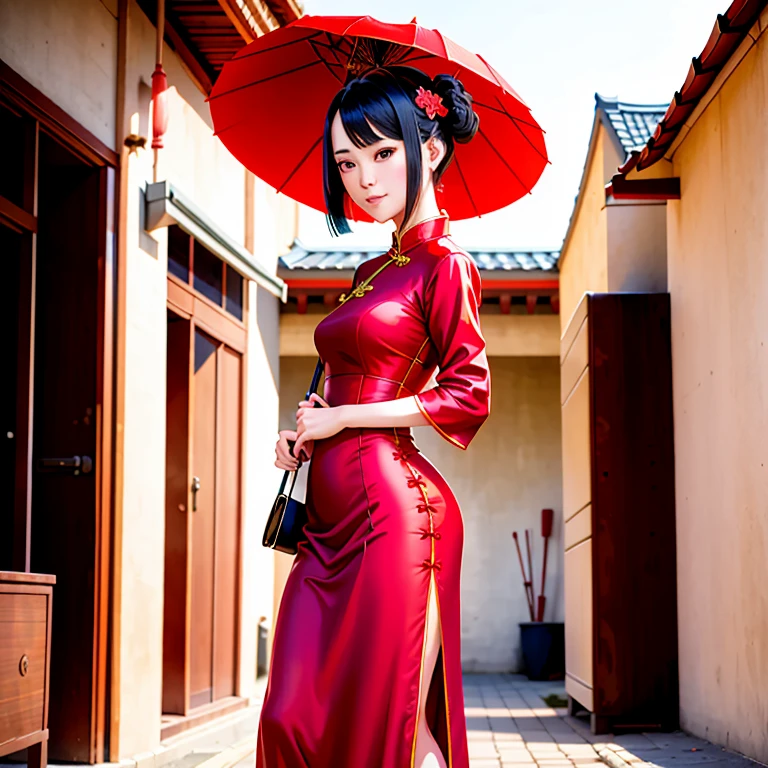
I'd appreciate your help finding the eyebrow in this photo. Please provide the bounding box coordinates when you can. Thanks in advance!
[334,148,351,155]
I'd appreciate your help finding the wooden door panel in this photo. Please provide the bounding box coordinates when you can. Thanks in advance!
[560,314,589,405]
[163,315,192,714]
[213,346,241,699]
[561,368,592,522]
[564,537,593,691]
[190,330,217,707]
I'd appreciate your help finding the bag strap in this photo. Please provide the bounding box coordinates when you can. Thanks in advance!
[283,255,400,495]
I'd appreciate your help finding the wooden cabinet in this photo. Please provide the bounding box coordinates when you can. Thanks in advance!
[560,293,678,733]
[0,572,55,768]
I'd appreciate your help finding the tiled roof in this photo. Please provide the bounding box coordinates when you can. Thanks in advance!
[559,94,668,268]
[618,0,767,175]
[596,94,668,156]
[280,240,560,273]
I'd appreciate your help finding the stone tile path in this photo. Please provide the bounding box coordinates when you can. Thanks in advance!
[463,674,765,768]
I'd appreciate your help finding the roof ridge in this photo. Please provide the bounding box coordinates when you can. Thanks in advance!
[595,93,670,112]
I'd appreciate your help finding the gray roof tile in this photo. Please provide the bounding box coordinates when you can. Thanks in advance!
[596,94,668,155]
[280,240,560,274]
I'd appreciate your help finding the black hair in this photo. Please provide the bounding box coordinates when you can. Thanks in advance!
[322,66,479,236]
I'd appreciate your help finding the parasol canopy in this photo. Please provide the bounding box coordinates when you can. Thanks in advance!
[208,15,548,221]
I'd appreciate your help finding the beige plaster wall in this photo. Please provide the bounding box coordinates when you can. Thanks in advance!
[559,123,669,335]
[275,355,563,673]
[665,26,768,762]
[558,128,610,332]
[280,312,561,358]
[605,202,668,293]
[113,0,290,754]
[0,0,118,149]
[115,62,166,758]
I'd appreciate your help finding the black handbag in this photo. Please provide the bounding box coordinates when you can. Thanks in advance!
[263,356,324,554]
[264,252,402,554]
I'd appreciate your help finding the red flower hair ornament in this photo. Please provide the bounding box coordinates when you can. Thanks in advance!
[414,86,449,120]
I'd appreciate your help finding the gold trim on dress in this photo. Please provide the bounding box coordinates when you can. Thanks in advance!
[435,579,453,767]
[410,570,433,767]
[393,210,450,255]
[335,248,410,306]
[396,337,430,399]
[414,395,468,450]
[402,456,451,768]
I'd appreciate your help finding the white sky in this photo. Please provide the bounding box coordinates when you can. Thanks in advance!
[295,0,726,251]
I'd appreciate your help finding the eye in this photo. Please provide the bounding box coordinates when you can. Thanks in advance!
[336,160,355,173]
[377,148,395,160]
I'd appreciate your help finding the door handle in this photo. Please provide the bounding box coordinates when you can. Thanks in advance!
[37,455,93,475]
[191,476,201,512]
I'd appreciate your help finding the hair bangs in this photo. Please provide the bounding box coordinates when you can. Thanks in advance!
[338,90,401,149]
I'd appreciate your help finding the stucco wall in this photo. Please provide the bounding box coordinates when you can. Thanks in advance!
[114,0,289,755]
[605,202,668,293]
[665,25,768,762]
[280,312,561,357]
[276,355,564,673]
[558,128,610,332]
[559,123,669,333]
[0,0,118,149]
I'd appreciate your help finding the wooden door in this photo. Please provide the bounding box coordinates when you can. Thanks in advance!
[1,224,23,570]
[164,314,241,712]
[30,133,102,761]
[1,65,115,764]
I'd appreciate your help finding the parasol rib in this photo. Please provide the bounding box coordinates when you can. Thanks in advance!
[452,153,481,218]
[472,100,541,130]
[309,39,346,84]
[208,59,324,101]
[277,134,323,195]
[477,126,530,193]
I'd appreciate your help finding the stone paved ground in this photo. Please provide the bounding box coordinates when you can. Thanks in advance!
[462,674,766,768]
[7,673,763,768]
[174,673,768,768]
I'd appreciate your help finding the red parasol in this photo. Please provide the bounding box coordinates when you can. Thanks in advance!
[207,15,548,222]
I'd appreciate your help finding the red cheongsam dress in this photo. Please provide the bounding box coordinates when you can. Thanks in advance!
[257,214,491,768]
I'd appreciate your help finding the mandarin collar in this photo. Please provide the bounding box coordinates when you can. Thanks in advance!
[392,213,450,254]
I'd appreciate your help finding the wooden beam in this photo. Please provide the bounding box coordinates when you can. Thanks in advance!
[0,194,37,233]
[606,174,681,201]
[0,59,118,167]
[162,17,215,94]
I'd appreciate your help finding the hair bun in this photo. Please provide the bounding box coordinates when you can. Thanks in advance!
[432,74,479,144]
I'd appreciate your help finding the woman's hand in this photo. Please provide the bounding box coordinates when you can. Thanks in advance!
[293,393,347,460]
[275,429,302,471]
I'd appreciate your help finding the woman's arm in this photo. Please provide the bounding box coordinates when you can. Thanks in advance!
[290,394,428,463]
[339,396,430,430]
[291,251,491,461]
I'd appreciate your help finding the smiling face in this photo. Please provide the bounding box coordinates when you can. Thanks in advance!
[331,111,410,227]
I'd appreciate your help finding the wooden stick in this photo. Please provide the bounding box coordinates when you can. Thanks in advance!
[525,529,536,621]
[512,532,534,620]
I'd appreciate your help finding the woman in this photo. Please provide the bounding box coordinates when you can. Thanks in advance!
[263,66,491,768]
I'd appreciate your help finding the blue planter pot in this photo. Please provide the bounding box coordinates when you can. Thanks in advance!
[519,622,565,681]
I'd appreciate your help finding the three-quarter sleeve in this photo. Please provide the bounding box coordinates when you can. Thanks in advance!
[415,251,491,449]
